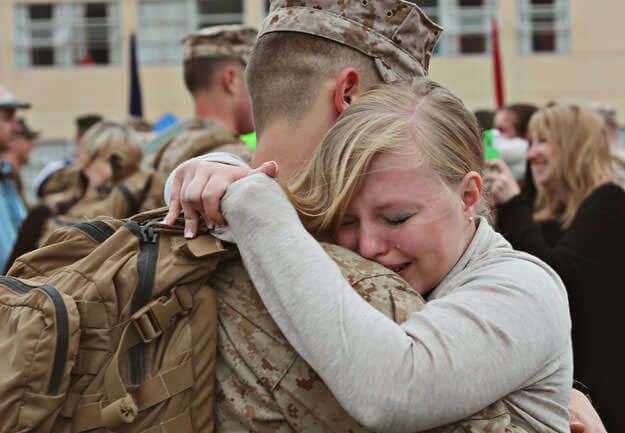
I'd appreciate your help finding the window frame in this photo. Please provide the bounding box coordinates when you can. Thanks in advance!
[412,0,498,57]
[517,0,570,55]
[14,1,121,69]
[137,0,245,66]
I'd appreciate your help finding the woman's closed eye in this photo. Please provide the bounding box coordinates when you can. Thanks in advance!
[340,217,358,227]
[383,214,413,225]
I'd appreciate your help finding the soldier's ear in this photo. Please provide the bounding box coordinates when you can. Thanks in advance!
[333,68,361,114]
[220,66,239,95]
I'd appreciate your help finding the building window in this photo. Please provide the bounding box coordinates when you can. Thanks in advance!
[517,0,569,54]
[138,0,243,65]
[196,0,243,27]
[138,0,191,64]
[411,0,496,56]
[14,2,120,68]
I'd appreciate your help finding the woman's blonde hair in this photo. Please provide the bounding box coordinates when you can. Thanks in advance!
[528,105,613,228]
[288,78,486,234]
[80,120,143,179]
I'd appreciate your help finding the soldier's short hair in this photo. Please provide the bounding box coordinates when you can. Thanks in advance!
[183,56,244,95]
[248,0,441,134]
[182,25,256,95]
[247,33,380,134]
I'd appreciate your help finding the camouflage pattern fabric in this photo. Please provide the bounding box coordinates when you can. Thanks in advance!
[182,25,257,64]
[210,242,527,433]
[260,0,443,82]
[152,118,253,178]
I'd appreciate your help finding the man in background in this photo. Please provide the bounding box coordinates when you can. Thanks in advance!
[143,25,257,210]
[0,85,30,272]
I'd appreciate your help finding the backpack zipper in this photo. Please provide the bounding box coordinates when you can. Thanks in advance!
[124,221,159,384]
[0,276,70,395]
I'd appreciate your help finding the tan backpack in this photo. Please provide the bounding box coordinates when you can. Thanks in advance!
[1,209,231,433]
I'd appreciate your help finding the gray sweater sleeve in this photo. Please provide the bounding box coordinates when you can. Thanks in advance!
[163,152,249,205]
[221,174,572,433]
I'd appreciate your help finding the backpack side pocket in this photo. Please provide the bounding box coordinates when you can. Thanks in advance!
[0,277,80,433]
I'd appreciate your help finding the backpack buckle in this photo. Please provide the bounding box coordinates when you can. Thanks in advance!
[131,288,190,344]
[132,304,162,343]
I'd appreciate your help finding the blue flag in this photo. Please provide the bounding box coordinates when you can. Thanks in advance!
[129,33,143,117]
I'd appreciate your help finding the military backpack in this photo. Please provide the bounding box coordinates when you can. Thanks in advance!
[0,208,230,433]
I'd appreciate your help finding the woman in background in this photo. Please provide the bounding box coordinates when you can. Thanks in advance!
[6,121,143,268]
[485,104,625,432]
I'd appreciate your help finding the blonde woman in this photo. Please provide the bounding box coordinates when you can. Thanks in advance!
[485,105,625,432]
[6,121,143,268]
[165,79,574,432]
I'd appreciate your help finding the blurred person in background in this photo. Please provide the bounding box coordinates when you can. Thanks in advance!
[6,121,143,269]
[75,113,103,147]
[474,109,494,132]
[493,103,538,203]
[494,103,536,140]
[142,25,257,211]
[0,85,30,273]
[2,118,39,199]
[484,104,625,432]
[32,113,104,210]
[591,104,625,187]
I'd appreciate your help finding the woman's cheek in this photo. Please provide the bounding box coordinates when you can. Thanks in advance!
[336,228,358,251]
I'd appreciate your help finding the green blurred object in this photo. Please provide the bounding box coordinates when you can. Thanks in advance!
[241,132,256,148]
[483,129,500,162]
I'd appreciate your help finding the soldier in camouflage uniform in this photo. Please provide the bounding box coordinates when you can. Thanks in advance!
[142,25,257,210]
[164,1,529,432]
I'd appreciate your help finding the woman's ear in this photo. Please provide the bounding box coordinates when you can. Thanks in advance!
[461,171,483,217]
[333,68,361,115]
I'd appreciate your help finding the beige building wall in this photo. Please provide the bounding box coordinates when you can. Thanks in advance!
[2,0,625,142]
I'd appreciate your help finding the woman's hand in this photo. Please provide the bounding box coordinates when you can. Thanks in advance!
[483,159,521,204]
[569,389,607,433]
[163,159,278,237]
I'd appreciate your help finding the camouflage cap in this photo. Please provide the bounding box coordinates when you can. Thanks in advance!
[182,25,258,64]
[260,0,442,82]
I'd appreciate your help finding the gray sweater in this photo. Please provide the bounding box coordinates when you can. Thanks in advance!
[166,160,573,433]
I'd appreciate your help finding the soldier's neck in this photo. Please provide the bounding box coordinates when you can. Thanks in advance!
[252,116,327,183]
[193,96,238,136]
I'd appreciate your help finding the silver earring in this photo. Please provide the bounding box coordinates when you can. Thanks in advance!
[468,215,474,223]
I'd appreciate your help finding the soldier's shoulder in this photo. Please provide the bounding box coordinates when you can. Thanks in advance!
[320,242,400,283]
[320,242,424,321]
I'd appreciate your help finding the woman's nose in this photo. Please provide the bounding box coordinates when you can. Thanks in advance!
[526,143,539,161]
[358,226,388,260]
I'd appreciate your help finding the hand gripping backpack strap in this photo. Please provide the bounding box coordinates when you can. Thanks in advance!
[71,287,195,433]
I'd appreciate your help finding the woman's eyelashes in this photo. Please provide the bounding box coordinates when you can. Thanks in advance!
[339,213,415,227]
[382,214,413,225]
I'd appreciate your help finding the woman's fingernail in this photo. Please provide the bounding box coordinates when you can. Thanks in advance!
[268,160,279,176]
[185,230,194,239]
